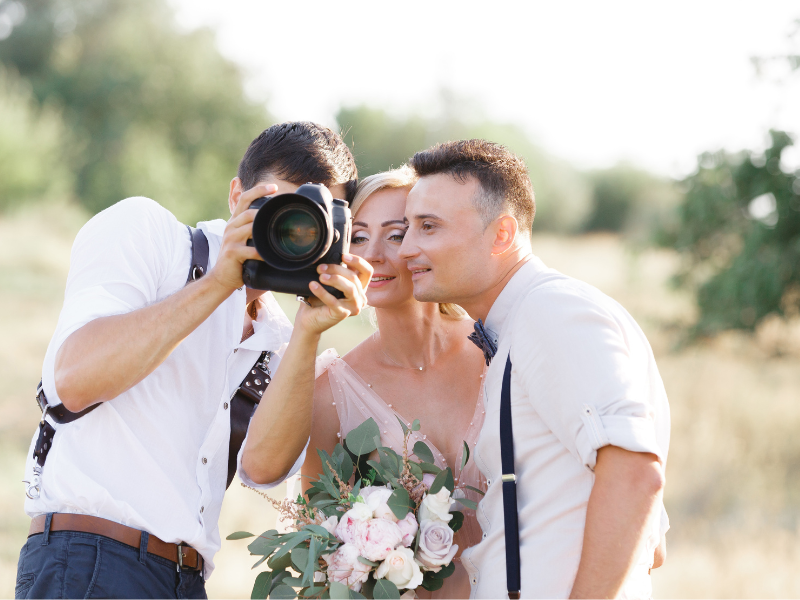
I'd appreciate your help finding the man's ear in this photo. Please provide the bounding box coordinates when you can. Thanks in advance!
[229,177,244,215]
[490,215,519,256]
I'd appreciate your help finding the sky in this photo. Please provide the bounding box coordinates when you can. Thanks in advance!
[169,0,800,178]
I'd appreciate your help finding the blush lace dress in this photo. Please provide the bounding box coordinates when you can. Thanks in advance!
[314,348,487,599]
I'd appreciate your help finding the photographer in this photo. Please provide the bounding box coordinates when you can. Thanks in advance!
[15,122,372,600]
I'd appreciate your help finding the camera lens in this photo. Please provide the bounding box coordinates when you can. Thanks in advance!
[270,205,323,260]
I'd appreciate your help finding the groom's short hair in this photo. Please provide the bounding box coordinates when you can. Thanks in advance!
[409,139,535,234]
[238,122,358,203]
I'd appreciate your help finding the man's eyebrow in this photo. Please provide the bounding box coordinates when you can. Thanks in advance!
[412,214,443,221]
[380,219,406,227]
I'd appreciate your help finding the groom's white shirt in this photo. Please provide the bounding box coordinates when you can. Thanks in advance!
[460,256,670,599]
[23,197,306,578]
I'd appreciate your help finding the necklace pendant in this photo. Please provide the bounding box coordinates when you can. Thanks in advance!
[419,367,423,371]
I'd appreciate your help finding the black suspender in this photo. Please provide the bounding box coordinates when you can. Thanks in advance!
[28,224,271,497]
[501,355,522,599]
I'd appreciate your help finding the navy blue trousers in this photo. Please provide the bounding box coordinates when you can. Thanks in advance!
[15,515,207,599]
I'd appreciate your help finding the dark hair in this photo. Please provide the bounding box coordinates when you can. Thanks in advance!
[409,139,535,234]
[238,122,358,203]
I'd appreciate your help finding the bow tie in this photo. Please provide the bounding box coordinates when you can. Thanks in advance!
[468,319,497,365]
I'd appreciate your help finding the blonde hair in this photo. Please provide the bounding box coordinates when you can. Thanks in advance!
[352,167,468,319]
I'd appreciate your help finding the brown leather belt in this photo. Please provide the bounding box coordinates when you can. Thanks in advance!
[29,514,203,571]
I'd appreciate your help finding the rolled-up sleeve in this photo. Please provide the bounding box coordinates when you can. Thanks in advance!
[41,197,182,406]
[513,283,664,470]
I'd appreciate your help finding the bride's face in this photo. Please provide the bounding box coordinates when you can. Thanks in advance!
[350,187,414,308]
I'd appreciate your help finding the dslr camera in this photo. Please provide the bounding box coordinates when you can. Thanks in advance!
[243,183,352,298]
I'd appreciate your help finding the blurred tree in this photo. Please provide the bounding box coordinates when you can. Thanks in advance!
[583,163,680,240]
[664,130,800,334]
[0,0,271,221]
[337,100,592,233]
[0,65,70,211]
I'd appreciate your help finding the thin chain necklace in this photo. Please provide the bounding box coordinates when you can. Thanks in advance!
[373,330,447,372]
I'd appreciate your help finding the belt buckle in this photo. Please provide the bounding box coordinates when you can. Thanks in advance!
[177,544,185,572]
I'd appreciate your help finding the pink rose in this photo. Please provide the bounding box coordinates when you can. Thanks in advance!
[415,520,459,572]
[355,517,404,561]
[323,543,371,591]
[335,503,372,544]
[320,516,338,536]
[396,512,418,547]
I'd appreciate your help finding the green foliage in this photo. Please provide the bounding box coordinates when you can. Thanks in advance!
[0,65,70,210]
[0,0,270,221]
[344,417,381,457]
[664,130,800,334]
[583,163,680,238]
[336,101,593,233]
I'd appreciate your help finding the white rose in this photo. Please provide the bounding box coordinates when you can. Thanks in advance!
[320,515,339,535]
[419,488,454,523]
[361,486,397,522]
[375,547,424,590]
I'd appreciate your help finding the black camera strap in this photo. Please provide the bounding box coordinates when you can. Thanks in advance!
[29,225,272,494]
[500,355,521,599]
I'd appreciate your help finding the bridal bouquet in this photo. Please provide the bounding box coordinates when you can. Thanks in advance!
[228,417,481,599]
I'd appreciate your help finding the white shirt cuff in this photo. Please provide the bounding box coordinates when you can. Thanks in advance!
[236,436,310,490]
[577,403,664,470]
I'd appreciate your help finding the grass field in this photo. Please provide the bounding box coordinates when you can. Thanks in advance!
[2,201,799,597]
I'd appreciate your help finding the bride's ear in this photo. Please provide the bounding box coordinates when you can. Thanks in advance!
[490,215,519,256]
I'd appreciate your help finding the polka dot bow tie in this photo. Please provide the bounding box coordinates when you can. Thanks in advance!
[468,319,498,366]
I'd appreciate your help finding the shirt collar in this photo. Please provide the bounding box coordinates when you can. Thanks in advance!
[240,291,293,352]
[484,255,548,343]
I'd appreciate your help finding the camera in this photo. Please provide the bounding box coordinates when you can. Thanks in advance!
[242,183,352,298]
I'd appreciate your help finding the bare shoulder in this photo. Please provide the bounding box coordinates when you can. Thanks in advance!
[340,333,377,369]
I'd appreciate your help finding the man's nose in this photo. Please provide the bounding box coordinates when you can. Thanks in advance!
[398,230,418,261]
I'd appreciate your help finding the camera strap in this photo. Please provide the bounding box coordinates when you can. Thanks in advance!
[500,355,521,599]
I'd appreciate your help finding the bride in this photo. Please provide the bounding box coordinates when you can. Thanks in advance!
[303,166,487,598]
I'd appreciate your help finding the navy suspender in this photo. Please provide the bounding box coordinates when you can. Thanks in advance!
[501,355,522,599]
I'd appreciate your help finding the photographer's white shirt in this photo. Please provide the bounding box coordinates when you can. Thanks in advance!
[23,197,304,578]
[460,256,670,599]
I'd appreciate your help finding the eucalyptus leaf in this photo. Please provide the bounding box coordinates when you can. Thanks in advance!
[420,575,444,592]
[462,484,485,496]
[270,571,290,591]
[270,584,298,599]
[377,448,400,478]
[271,531,310,562]
[349,590,366,599]
[344,418,381,457]
[267,550,293,571]
[252,555,268,570]
[227,531,255,540]
[431,561,456,579]
[373,579,401,599]
[298,585,327,598]
[251,571,272,599]
[461,441,470,471]
[328,581,351,600]
[248,531,281,555]
[409,461,423,481]
[366,460,392,484]
[387,487,413,520]
[304,536,319,588]
[411,419,421,432]
[458,498,479,511]
[291,546,309,573]
[419,462,442,475]
[448,510,464,533]
[396,416,408,436]
[428,468,450,494]
[351,479,362,498]
[412,441,434,464]
[357,556,379,567]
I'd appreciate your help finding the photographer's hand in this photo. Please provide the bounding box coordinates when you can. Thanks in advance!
[240,254,373,485]
[207,183,278,292]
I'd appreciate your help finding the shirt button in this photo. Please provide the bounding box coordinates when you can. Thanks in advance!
[200,506,204,513]
[472,577,477,584]
[487,479,492,486]
[202,457,207,464]
[234,348,238,353]
[223,402,229,410]
[482,533,487,539]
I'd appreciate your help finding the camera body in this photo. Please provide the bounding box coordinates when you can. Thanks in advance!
[242,183,351,298]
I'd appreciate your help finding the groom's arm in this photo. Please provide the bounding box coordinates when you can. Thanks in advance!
[569,446,664,599]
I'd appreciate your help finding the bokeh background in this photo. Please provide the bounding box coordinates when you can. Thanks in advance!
[2,0,800,597]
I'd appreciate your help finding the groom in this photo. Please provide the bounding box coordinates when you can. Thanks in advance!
[400,140,670,598]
